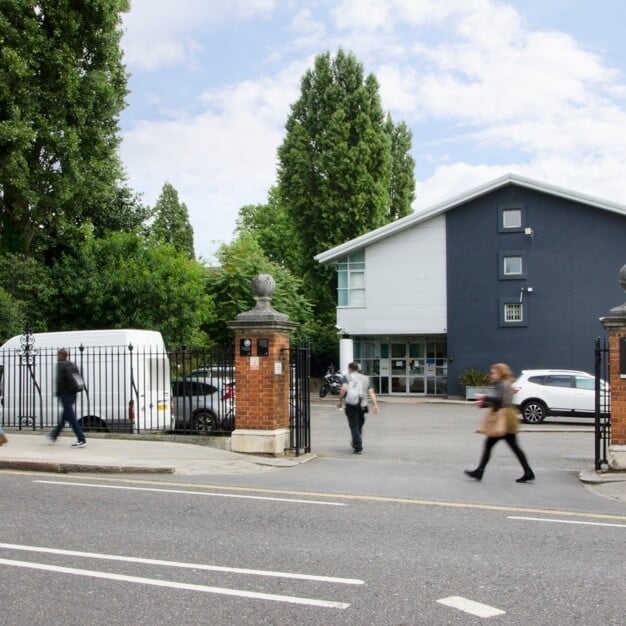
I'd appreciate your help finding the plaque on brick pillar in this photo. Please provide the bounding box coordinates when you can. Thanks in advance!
[227,274,297,456]
[599,264,626,468]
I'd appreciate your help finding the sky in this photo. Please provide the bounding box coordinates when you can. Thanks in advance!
[119,0,626,261]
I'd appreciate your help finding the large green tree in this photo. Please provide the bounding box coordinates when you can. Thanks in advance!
[0,0,131,258]
[0,252,56,332]
[149,182,195,259]
[205,232,313,346]
[236,186,299,270]
[50,232,214,345]
[385,115,415,221]
[276,49,415,314]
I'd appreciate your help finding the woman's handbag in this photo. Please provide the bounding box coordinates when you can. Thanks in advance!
[478,408,507,437]
[478,407,520,436]
[505,406,520,434]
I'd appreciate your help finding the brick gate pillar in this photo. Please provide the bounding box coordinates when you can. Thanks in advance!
[600,264,626,470]
[227,274,297,456]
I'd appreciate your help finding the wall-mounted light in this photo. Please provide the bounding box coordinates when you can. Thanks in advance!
[519,286,534,303]
[524,226,534,242]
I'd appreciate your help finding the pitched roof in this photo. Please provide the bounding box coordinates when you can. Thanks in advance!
[315,172,626,264]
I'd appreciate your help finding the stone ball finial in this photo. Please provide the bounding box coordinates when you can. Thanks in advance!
[252,274,276,298]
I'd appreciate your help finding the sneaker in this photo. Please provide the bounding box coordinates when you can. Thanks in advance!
[71,441,87,448]
[0,433,8,445]
[47,434,57,445]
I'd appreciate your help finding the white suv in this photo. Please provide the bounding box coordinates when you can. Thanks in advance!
[512,369,608,424]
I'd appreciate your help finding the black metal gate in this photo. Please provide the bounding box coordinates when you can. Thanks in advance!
[288,344,311,456]
[594,337,611,470]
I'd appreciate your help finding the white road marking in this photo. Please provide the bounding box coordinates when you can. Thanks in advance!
[508,516,626,528]
[0,542,363,585]
[437,596,505,618]
[0,558,350,609]
[33,480,345,506]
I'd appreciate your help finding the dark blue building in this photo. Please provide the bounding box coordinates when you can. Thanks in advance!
[446,178,626,395]
[317,174,626,396]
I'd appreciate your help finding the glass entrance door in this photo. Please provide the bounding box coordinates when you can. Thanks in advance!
[366,337,447,396]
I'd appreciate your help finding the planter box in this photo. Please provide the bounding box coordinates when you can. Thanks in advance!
[465,386,492,401]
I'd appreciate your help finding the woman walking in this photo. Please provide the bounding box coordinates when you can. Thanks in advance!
[465,362,535,483]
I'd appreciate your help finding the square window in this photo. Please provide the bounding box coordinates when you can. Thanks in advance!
[498,251,527,279]
[498,204,525,232]
[504,303,523,322]
[502,208,522,229]
[499,297,528,327]
[503,256,523,275]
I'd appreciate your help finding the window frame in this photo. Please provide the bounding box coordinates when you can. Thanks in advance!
[498,204,525,233]
[337,250,366,308]
[499,298,528,327]
[498,250,527,280]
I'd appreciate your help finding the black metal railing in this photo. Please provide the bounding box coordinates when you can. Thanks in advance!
[288,344,311,455]
[594,337,611,470]
[0,343,235,435]
[0,340,312,444]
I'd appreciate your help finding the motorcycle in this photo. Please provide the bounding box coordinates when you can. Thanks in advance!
[319,366,345,398]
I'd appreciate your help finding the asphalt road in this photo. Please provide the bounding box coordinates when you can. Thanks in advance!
[1,400,624,624]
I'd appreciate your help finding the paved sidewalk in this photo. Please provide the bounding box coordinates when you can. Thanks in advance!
[0,432,315,476]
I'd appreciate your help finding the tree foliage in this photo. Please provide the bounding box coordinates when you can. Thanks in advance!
[205,232,313,345]
[0,252,56,332]
[50,232,214,346]
[276,49,415,314]
[0,0,131,258]
[0,286,25,342]
[149,182,195,259]
[385,116,415,221]
[235,186,299,270]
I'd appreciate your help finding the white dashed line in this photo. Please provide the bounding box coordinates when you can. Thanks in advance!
[508,516,626,528]
[0,542,364,585]
[0,558,351,609]
[437,596,505,618]
[33,480,346,506]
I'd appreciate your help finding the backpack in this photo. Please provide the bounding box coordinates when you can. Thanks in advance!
[70,365,85,392]
[344,377,362,406]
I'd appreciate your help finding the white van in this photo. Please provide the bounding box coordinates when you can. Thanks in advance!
[0,329,171,432]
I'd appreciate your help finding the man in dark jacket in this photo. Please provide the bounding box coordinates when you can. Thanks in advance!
[49,349,86,447]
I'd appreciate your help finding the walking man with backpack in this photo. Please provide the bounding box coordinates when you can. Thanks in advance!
[338,362,379,454]
[48,349,87,448]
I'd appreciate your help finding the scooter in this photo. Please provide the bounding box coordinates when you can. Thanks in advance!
[319,366,345,398]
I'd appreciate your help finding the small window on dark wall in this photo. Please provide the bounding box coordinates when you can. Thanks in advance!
[498,251,526,279]
[499,298,528,327]
[498,204,525,232]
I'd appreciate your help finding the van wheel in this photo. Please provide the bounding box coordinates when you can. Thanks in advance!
[80,416,108,432]
[193,410,217,434]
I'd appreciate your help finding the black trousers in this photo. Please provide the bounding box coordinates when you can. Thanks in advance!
[478,433,532,474]
[345,403,365,451]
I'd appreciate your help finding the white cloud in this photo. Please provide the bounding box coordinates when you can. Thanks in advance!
[120,63,304,260]
[122,0,277,70]
[288,9,326,48]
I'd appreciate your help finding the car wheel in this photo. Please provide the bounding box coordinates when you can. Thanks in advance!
[193,410,217,434]
[521,400,547,424]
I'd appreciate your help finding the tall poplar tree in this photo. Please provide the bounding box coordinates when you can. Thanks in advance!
[149,182,195,259]
[385,116,416,221]
[0,0,130,258]
[276,49,415,314]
